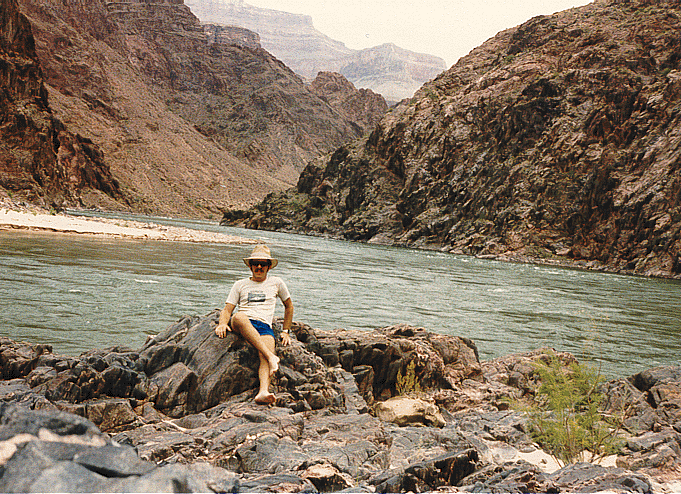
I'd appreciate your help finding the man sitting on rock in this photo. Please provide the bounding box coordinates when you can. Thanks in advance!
[215,244,293,404]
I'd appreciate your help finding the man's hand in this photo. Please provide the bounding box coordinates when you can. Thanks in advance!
[281,332,291,346]
[215,322,231,339]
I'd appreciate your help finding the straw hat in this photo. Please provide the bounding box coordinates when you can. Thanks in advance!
[243,244,278,268]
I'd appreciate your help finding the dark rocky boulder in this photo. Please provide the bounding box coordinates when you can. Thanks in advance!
[1,314,681,491]
[0,402,240,492]
[137,311,347,417]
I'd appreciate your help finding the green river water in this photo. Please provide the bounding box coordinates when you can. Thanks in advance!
[1,212,679,378]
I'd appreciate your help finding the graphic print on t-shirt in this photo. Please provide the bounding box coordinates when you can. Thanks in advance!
[248,291,266,303]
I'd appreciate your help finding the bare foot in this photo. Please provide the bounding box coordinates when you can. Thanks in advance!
[268,355,280,377]
[254,392,276,405]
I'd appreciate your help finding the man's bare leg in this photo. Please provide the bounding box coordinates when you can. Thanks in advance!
[230,313,279,376]
[254,335,277,404]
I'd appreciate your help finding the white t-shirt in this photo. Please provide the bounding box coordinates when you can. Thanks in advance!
[226,275,291,326]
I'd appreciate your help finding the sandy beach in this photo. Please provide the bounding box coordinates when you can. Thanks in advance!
[0,206,256,244]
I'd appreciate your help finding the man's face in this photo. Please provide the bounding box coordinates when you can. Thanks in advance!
[249,260,271,281]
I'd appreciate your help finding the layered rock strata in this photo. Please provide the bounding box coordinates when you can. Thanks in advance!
[1,312,680,491]
[225,0,681,279]
[203,23,260,50]
[339,43,448,103]
[184,0,447,102]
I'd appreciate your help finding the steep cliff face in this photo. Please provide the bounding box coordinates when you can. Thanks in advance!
[15,0,381,216]
[0,0,123,208]
[228,0,681,279]
[184,0,447,102]
[308,72,388,133]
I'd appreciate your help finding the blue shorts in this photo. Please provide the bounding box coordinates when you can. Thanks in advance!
[250,319,274,338]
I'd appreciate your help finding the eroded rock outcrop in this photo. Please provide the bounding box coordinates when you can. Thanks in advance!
[1,312,680,492]
[308,72,388,133]
[0,0,124,209]
[225,0,681,279]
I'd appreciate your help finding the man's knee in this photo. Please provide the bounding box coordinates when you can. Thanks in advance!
[230,312,250,331]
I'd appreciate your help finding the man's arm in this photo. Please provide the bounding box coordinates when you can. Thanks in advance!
[281,297,293,346]
[215,302,236,338]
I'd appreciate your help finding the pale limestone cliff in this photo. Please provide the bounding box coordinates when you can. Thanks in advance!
[184,0,447,102]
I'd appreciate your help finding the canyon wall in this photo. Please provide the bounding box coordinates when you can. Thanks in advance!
[6,0,385,216]
[226,0,681,279]
[0,0,123,209]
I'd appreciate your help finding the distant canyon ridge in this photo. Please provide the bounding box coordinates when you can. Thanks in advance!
[184,0,448,103]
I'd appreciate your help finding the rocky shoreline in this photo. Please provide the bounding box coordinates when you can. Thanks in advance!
[224,211,659,280]
[1,312,680,492]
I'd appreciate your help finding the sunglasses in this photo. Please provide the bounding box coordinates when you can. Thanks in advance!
[249,260,271,268]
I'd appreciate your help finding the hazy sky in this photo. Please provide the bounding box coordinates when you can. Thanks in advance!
[245,0,592,66]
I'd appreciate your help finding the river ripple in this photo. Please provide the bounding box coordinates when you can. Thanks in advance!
[1,212,679,378]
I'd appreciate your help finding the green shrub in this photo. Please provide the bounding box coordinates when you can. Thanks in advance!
[524,353,624,466]
[396,359,421,396]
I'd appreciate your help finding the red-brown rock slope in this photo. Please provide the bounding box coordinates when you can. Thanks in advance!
[7,0,386,216]
[0,0,123,209]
